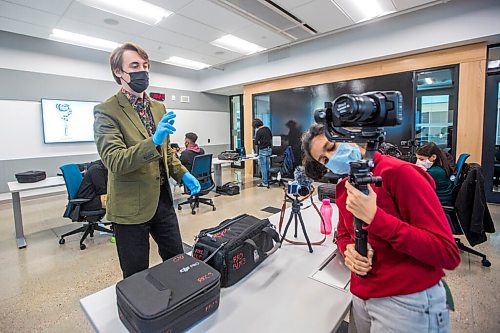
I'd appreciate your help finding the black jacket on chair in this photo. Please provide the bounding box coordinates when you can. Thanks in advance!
[455,163,495,246]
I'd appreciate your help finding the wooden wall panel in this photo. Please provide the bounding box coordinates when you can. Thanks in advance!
[243,42,487,176]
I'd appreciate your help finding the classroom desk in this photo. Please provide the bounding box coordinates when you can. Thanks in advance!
[80,204,352,333]
[7,176,66,249]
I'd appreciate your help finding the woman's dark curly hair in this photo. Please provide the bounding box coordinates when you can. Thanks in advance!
[301,124,328,181]
[416,141,452,177]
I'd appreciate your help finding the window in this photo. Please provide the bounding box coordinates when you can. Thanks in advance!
[230,95,243,150]
[415,67,458,152]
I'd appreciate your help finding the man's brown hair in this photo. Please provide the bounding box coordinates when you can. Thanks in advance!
[109,42,150,84]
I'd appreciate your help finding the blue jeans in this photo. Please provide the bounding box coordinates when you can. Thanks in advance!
[258,147,272,186]
[349,281,449,333]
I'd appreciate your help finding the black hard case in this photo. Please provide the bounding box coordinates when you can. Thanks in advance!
[14,170,46,183]
[193,214,280,287]
[116,255,221,333]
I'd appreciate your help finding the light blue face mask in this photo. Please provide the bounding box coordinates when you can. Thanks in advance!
[325,143,362,175]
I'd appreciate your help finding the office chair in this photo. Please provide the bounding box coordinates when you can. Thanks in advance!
[269,146,294,187]
[442,154,491,267]
[58,164,113,250]
[178,154,216,215]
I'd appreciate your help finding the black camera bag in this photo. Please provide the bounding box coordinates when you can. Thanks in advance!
[215,182,240,196]
[15,170,46,183]
[217,151,240,161]
[116,254,221,333]
[318,183,336,203]
[193,214,281,287]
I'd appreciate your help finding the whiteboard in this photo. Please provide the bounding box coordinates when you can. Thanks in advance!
[167,109,230,147]
[0,100,230,160]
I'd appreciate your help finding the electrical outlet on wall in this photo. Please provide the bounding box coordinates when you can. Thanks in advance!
[171,95,176,101]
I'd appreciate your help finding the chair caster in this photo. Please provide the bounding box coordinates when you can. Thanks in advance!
[59,238,65,245]
[191,210,196,215]
[212,206,216,211]
[178,205,182,210]
[80,243,86,250]
[482,259,491,267]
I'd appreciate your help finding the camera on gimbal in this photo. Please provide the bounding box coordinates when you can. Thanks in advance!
[313,91,403,264]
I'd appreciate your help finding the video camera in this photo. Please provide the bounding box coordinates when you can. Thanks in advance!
[313,91,403,267]
[314,91,402,145]
[287,166,312,197]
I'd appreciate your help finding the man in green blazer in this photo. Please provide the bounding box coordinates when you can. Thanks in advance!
[94,42,201,278]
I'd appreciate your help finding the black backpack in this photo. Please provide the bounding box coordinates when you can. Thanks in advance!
[216,182,240,195]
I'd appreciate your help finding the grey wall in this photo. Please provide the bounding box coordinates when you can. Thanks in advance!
[0,69,229,194]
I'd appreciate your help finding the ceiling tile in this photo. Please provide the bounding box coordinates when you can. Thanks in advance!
[176,0,253,33]
[64,1,153,35]
[145,0,194,13]
[188,42,242,61]
[0,16,52,39]
[141,26,205,50]
[0,1,60,28]
[232,23,291,49]
[2,0,73,15]
[56,17,130,43]
[289,0,353,33]
[271,0,316,10]
[157,14,225,42]
[391,0,438,11]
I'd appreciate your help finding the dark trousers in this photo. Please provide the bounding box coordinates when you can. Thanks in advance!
[113,185,184,278]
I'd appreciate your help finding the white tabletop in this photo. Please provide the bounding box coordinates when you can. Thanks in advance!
[80,204,352,333]
[7,176,65,192]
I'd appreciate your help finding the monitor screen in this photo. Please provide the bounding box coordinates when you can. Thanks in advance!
[41,99,98,143]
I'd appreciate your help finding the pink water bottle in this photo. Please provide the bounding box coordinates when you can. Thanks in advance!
[320,199,333,234]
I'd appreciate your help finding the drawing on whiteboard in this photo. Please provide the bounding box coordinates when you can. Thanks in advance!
[56,103,73,136]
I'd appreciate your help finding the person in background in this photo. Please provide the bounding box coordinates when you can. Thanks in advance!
[252,118,272,188]
[180,132,205,172]
[76,160,108,211]
[416,142,454,206]
[170,143,181,158]
[94,42,201,278]
[301,123,460,333]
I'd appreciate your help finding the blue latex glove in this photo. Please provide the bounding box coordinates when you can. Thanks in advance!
[152,111,176,145]
[182,172,201,195]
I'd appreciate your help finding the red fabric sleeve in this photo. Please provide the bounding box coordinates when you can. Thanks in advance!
[336,209,352,257]
[366,164,461,270]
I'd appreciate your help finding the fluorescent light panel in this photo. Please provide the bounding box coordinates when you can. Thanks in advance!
[210,35,266,55]
[332,0,396,23]
[78,0,172,25]
[50,29,120,51]
[162,56,210,70]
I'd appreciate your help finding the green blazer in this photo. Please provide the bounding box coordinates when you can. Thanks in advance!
[94,91,188,224]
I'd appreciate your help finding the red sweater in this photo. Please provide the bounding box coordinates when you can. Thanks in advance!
[336,152,460,300]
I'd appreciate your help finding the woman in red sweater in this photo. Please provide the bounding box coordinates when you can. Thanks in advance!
[302,124,460,333]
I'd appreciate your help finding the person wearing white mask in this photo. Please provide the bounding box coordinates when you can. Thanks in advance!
[415,142,454,206]
[301,123,460,333]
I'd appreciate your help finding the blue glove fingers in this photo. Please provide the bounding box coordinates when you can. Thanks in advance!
[159,112,176,124]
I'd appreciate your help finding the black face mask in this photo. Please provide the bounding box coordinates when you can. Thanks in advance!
[122,70,149,93]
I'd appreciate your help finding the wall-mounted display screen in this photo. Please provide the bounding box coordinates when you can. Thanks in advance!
[41,99,98,143]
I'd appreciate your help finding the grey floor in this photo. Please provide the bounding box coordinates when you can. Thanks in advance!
[0,169,498,332]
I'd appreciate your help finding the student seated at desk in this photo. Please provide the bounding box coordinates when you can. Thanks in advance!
[76,160,108,211]
[180,132,205,172]
[415,142,454,206]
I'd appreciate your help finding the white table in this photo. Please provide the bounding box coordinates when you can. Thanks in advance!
[211,155,260,187]
[7,176,66,248]
[80,204,352,333]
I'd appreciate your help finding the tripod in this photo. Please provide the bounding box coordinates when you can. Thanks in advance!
[279,193,313,253]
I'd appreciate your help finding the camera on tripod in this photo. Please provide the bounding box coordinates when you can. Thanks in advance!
[287,166,312,197]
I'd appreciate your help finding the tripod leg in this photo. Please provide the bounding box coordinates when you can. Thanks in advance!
[279,212,295,247]
[294,214,298,238]
[297,212,313,253]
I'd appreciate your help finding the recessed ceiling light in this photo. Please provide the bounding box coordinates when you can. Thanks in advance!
[162,56,210,70]
[210,35,266,55]
[332,0,396,23]
[49,29,120,52]
[78,0,172,25]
